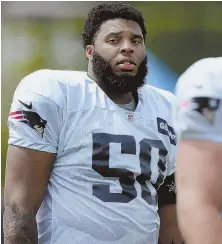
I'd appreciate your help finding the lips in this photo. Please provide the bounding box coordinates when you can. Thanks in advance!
[118,63,135,70]
[116,58,136,71]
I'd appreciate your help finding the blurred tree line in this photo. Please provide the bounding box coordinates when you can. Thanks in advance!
[2,1,222,183]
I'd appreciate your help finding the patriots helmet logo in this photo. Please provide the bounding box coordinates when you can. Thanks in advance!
[9,110,47,138]
[192,97,220,124]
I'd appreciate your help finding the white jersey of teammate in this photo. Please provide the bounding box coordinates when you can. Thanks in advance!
[8,70,176,244]
[173,57,222,142]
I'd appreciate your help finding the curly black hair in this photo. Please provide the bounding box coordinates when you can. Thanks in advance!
[82,2,146,49]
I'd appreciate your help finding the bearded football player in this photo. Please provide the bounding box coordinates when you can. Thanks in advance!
[4,3,182,244]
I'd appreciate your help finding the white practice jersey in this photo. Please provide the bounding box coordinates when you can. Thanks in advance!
[173,57,222,142]
[8,70,176,244]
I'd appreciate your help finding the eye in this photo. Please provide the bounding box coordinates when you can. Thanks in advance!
[107,39,118,44]
[132,39,142,44]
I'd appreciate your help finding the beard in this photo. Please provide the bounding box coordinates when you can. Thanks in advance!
[91,51,148,95]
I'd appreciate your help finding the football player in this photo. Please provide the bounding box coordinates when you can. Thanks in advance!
[173,57,222,244]
[4,3,182,244]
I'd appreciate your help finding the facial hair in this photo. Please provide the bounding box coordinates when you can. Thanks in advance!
[91,51,148,95]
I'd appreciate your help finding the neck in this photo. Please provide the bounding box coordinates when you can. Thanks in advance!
[87,69,134,105]
[108,93,134,104]
[87,69,97,84]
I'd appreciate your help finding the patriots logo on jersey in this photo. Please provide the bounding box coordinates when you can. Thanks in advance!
[9,110,47,138]
[192,97,220,124]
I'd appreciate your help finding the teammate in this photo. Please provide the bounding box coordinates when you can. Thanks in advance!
[4,3,181,244]
[173,57,222,244]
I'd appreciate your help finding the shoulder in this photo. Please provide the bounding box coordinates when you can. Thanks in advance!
[179,57,222,81]
[17,69,87,91]
[14,69,88,107]
[141,84,175,108]
[176,57,222,99]
[173,58,222,142]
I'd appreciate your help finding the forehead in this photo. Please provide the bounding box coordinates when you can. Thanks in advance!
[98,18,143,37]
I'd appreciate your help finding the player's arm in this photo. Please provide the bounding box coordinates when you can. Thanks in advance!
[158,174,184,244]
[176,140,222,244]
[4,146,56,244]
[3,70,64,244]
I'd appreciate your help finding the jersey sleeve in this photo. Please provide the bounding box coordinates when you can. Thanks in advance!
[8,70,66,153]
[173,58,222,143]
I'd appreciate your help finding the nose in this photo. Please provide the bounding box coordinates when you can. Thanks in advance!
[120,41,134,55]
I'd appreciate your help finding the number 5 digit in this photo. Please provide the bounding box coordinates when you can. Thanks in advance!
[92,133,137,203]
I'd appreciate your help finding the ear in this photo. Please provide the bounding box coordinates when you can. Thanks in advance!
[86,45,94,61]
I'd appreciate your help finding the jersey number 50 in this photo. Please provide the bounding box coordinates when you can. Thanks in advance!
[92,133,168,205]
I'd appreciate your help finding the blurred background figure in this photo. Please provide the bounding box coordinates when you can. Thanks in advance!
[173,58,222,244]
[1,1,222,241]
